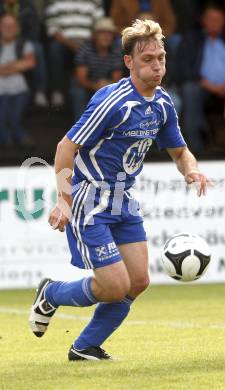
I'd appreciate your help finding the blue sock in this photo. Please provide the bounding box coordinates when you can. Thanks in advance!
[74,295,134,350]
[45,277,97,307]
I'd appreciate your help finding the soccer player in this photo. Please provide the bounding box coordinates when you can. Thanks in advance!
[29,19,210,361]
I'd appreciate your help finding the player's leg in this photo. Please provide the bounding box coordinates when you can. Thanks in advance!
[45,259,130,306]
[44,220,131,304]
[29,260,130,338]
[117,241,150,298]
[69,262,133,359]
[29,222,130,338]
[69,223,149,360]
[92,260,130,302]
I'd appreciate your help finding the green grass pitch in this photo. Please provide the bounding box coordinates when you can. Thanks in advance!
[1,283,225,390]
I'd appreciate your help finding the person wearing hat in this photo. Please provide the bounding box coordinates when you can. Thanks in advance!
[71,17,123,121]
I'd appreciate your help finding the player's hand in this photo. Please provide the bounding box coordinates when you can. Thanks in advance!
[48,201,71,232]
[185,170,212,197]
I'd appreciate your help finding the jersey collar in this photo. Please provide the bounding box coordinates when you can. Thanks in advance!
[128,76,156,103]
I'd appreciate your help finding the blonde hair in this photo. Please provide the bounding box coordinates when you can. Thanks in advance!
[122,19,164,55]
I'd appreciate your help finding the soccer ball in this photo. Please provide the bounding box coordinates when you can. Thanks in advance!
[161,233,211,282]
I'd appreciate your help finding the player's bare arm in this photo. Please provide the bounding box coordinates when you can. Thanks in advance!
[48,136,81,232]
[167,146,211,196]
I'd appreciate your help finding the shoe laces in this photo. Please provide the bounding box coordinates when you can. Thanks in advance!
[95,346,111,359]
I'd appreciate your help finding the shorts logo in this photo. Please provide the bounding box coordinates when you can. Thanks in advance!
[95,242,119,261]
[95,245,107,257]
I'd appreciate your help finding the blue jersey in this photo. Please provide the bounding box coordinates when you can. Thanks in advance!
[66,77,186,268]
[67,77,186,190]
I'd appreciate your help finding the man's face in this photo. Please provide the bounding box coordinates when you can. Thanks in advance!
[124,39,166,88]
[202,9,225,37]
[0,15,18,41]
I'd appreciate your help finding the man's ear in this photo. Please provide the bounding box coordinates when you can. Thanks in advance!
[124,55,133,70]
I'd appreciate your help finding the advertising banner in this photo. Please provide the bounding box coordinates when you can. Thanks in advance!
[136,161,225,284]
[0,161,224,288]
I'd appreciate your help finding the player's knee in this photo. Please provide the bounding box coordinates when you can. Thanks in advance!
[131,275,150,296]
[106,279,131,302]
[114,288,130,301]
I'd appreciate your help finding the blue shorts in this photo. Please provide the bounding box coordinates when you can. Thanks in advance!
[66,184,147,269]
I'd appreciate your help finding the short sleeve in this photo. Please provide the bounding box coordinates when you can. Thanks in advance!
[67,86,115,147]
[156,101,186,150]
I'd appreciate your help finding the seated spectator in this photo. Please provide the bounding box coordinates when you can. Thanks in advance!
[0,0,48,107]
[110,0,176,37]
[0,14,35,146]
[175,3,225,153]
[70,17,123,121]
[44,0,104,107]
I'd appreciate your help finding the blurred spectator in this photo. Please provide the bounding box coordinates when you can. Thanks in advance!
[103,0,112,16]
[70,17,123,120]
[0,0,48,107]
[110,0,176,37]
[175,3,225,153]
[33,0,45,19]
[0,0,39,40]
[45,0,104,107]
[166,0,203,65]
[170,0,202,34]
[0,14,35,147]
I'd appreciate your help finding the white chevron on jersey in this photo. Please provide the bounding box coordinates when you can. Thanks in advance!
[155,97,171,124]
[89,139,105,181]
[114,101,141,128]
